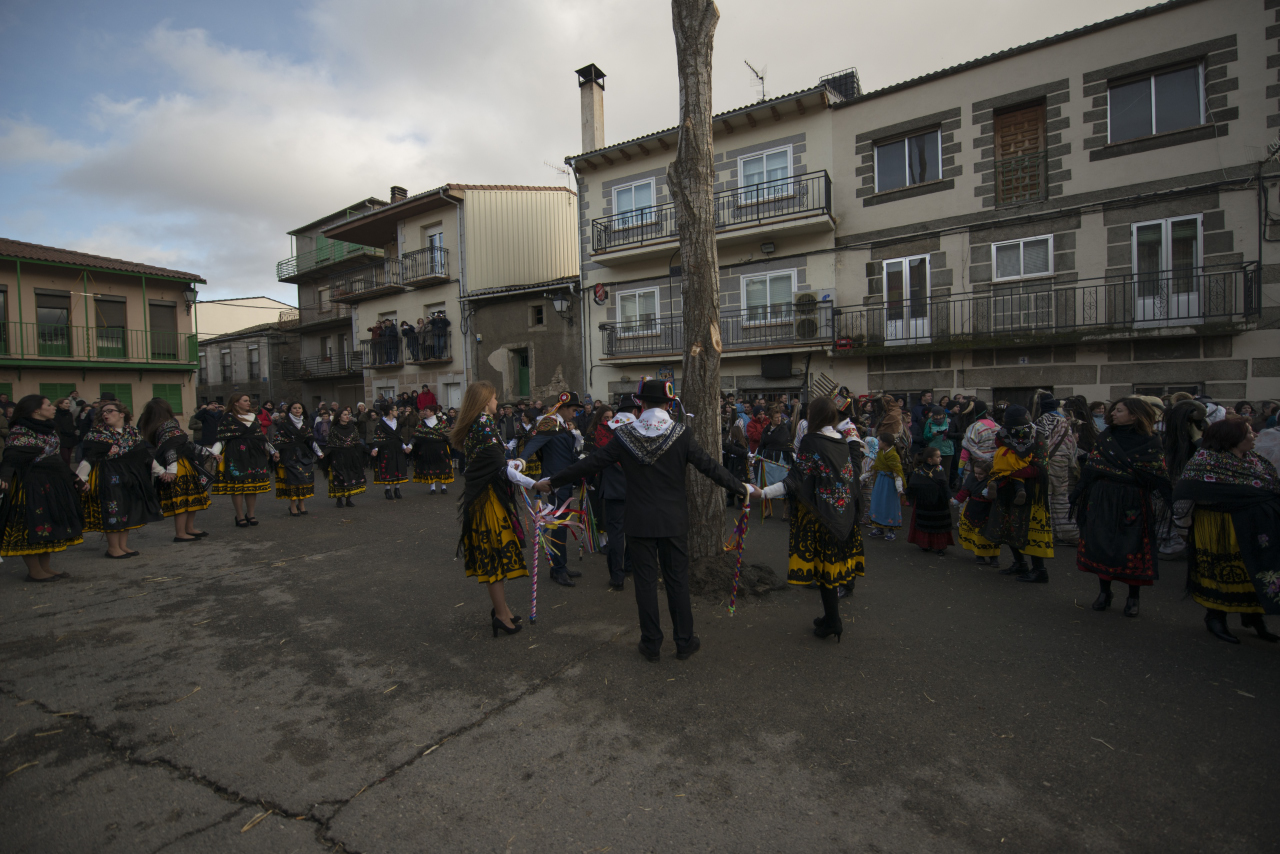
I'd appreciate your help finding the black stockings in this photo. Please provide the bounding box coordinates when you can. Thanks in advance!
[1099,579,1141,599]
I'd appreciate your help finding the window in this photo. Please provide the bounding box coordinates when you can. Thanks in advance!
[613,180,655,228]
[617,288,659,335]
[743,271,795,323]
[1109,65,1203,144]
[220,349,232,382]
[1131,215,1202,322]
[94,296,127,358]
[317,286,331,312]
[993,236,1053,281]
[199,354,208,385]
[35,292,71,356]
[991,282,1053,332]
[149,301,179,360]
[247,345,261,380]
[875,129,941,193]
[99,383,133,413]
[39,383,76,402]
[1135,384,1200,397]
[319,336,331,360]
[152,383,184,415]
[0,382,11,400]
[882,256,930,344]
[530,305,545,326]
[739,146,791,202]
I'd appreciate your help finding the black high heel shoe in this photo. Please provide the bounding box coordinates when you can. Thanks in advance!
[1205,610,1240,644]
[492,616,522,637]
[813,617,843,642]
[235,517,250,528]
[1123,597,1140,618]
[1241,613,1280,642]
[1092,590,1113,611]
[491,608,523,624]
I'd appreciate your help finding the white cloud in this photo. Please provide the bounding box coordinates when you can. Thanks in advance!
[0,119,91,165]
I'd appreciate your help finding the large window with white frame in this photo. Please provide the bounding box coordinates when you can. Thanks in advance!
[613,180,655,229]
[881,256,930,343]
[617,288,660,336]
[742,270,795,323]
[1131,214,1202,322]
[875,129,941,193]
[1108,64,1204,144]
[739,145,792,203]
[992,235,1054,281]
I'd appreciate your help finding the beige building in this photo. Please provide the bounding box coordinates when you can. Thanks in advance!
[568,0,1280,410]
[195,296,295,339]
[0,238,203,415]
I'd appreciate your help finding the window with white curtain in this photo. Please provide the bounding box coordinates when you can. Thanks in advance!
[618,288,659,335]
[992,236,1054,281]
[613,180,655,228]
[739,146,792,202]
[743,271,795,322]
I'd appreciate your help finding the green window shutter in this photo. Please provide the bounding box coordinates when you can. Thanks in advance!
[152,383,184,415]
[99,383,134,413]
[38,382,76,401]
[0,382,13,399]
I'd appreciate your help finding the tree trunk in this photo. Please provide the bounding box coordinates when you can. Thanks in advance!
[668,0,725,572]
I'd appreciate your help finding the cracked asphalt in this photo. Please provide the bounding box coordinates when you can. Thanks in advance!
[1,480,1277,853]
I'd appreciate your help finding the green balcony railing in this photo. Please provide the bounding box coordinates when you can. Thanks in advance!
[276,241,384,281]
[0,322,198,365]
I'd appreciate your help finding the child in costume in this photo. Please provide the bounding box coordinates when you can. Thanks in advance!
[906,446,954,554]
[867,431,905,539]
[988,438,1032,505]
[955,460,999,567]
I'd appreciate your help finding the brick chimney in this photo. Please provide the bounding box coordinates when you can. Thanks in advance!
[576,64,606,153]
[390,185,408,203]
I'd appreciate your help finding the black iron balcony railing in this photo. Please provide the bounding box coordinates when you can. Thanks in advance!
[601,304,834,358]
[591,171,832,253]
[994,151,1048,206]
[331,260,405,302]
[276,240,383,282]
[830,263,1259,352]
[280,351,363,381]
[296,300,353,327]
[401,245,449,287]
[360,331,452,368]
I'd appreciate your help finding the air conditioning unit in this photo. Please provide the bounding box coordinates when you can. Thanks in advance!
[794,293,818,338]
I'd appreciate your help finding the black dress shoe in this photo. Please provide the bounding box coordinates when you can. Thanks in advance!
[676,637,701,660]
[1092,591,1113,611]
[336,498,345,508]
[1205,610,1240,644]
[638,644,660,663]
[551,574,576,587]
[393,487,403,499]
[385,490,394,500]
[345,497,355,507]
[491,616,522,637]
[999,562,1027,576]
[813,619,843,643]
[1123,597,1140,618]
[608,581,625,592]
[566,569,582,578]
[490,608,522,624]
[1016,568,1049,584]
[1241,613,1280,642]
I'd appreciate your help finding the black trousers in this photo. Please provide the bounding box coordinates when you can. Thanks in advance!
[546,485,573,575]
[629,534,693,652]
[604,499,628,585]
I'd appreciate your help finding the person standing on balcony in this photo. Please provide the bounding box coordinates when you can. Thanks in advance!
[520,392,586,588]
[401,320,419,361]
[416,318,430,360]
[381,319,398,364]
[1033,393,1078,546]
[78,401,165,558]
[368,323,383,366]
[430,311,450,359]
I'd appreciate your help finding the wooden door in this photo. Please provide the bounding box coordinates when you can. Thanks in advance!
[994,104,1045,204]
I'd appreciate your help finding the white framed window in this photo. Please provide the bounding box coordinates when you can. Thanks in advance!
[1130,214,1203,323]
[742,270,795,323]
[881,256,930,344]
[1108,64,1204,144]
[738,145,792,203]
[617,288,659,336]
[875,128,941,193]
[613,180,655,228]
[992,235,1054,281]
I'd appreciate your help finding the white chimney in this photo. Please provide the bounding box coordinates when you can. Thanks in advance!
[576,64,606,152]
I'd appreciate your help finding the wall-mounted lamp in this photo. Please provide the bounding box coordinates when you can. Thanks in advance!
[550,293,574,326]
[183,289,198,316]
[760,242,776,255]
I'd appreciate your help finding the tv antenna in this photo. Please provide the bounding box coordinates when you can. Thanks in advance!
[544,160,574,187]
[744,60,767,102]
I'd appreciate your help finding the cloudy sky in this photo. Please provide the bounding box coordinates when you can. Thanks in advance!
[1,0,1152,303]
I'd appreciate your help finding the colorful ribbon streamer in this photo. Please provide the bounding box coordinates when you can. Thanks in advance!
[521,489,585,624]
[727,500,752,616]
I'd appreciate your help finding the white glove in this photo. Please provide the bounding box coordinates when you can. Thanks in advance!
[505,439,517,450]
[508,458,525,473]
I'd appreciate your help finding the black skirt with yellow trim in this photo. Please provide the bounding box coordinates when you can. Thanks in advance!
[0,482,84,556]
[787,502,865,589]
[156,457,212,517]
[82,462,163,533]
[1189,509,1265,614]
[461,485,529,584]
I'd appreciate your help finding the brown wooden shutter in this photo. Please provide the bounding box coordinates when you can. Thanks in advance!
[994,104,1046,204]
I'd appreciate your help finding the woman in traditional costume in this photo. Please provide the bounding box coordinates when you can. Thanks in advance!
[0,395,85,580]
[78,400,165,558]
[982,405,1054,583]
[867,432,905,539]
[759,396,864,640]
[412,405,455,494]
[1072,398,1171,617]
[1174,417,1280,644]
[324,407,367,507]
[370,403,410,500]
[275,402,321,516]
[137,397,216,542]
[211,393,275,527]
[450,381,538,638]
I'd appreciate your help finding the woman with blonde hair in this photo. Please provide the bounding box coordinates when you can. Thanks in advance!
[450,381,539,637]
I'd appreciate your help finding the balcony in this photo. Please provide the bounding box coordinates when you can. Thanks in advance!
[295,300,353,330]
[401,245,449,288]
[331,260,405,303]
[280,351,363,382]
[994,151,1048,206]
[600,303,834,360]
[0,323,198,368]
[359,331,453,369]
[590,171,833,266]
[276,240,383,283]
[831,264,1260,354]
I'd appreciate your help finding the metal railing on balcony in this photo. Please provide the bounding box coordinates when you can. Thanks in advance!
[331,260,405,302]
[831,263,1259,352]
[276,240,383,281]
[401,245,449,286]
[280,351,363,381]
[0,322,198,364]
[359,331,452,368]
[591,171,832,253]
[278,308,300,327]
[600,304,834,358]
[994,151,1048,206]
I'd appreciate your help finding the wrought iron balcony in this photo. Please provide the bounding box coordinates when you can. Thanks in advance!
[831,263,1259,353]
[278,308,300,328]
[359,331,452,368]
[331,260,405,303]
[276,240,383,283]
[591,171,832,254]
[401,245,449,287]
[295,300,353,329]
[280,351,363,381]
[994,151,1048,206]
[0,322,198,366]
[600,304,834,359]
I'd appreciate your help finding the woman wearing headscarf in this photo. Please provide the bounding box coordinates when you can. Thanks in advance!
[78,400,165,557]
[323,407,367,507]
[370,402,411,500]
[1032,392,1078,545]
[1174,417,1280,644]
[1072,398,1171,617]
[982,405,1054,583]
[274,402,322,516]
[959,398,999,479]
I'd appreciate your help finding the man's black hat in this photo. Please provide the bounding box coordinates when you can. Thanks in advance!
[635,378,676,403]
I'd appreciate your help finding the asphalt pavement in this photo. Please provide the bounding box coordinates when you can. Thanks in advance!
[1,480,1277,853]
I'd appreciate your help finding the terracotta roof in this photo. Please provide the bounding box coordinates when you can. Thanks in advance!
[833,0,1203,109]
[0,237,205,282]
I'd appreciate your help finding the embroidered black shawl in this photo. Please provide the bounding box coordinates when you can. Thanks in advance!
[783,432,861,541]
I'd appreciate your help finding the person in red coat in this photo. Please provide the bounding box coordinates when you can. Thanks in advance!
[417,385,437,412]
[257,401,275,436]
[745,406,767,453]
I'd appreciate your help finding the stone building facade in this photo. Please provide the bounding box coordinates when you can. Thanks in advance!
[196,323,304,407]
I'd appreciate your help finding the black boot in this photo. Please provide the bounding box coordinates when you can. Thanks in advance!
[384,488,393,501]
[1123,585,1141,618]
[394,487,403,499]
[813,586,843,642]
[336,497,344,508]
[1016,559,1048,584]
[345,497,355,507]
[1241,613,1280,642]
[1204,609,1240,644]
[1000,562,1027,576]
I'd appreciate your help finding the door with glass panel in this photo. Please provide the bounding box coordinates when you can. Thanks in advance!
[739,147,791,207]
[614,181,654,230]
[1132,216,1200,324]
[36,293,71,356]
[883,256,930,344]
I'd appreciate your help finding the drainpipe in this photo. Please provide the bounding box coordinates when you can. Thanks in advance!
[440,188,466,383]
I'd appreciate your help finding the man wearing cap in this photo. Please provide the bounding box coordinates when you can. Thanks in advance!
[535,379,758,662]
[521,392,586,586]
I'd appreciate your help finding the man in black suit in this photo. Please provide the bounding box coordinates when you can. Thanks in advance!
[536,380,759,662]
[521,391,586,587]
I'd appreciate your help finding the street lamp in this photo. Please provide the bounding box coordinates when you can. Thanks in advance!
[183,288,198,316]
[550,292,574,325]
